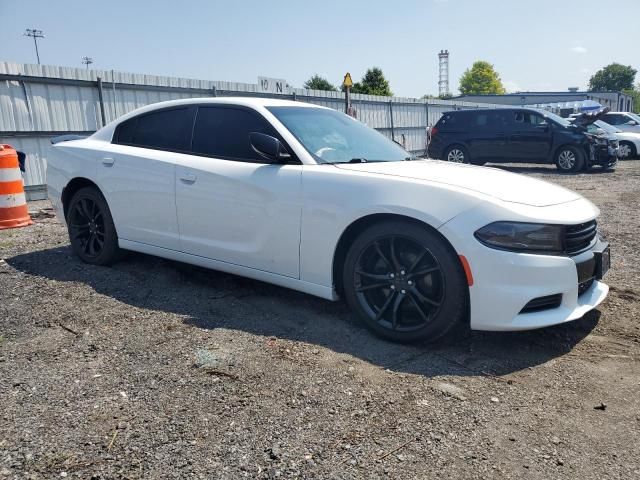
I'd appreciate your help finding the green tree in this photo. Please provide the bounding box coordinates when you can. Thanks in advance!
[589,63,637,91]
[303,74,337,91]
[349,67,393,96]
[623,84,640,113]
[459,61,506,95]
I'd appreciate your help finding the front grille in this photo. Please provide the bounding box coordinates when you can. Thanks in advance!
[520,294,563,314]
[578,278,595,296]
[564,220,597,255]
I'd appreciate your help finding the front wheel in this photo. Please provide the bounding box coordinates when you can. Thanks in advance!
[342,221,468,343]
[555,146,585,173]
[619,141,637,160]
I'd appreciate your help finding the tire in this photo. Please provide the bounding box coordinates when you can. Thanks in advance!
[342,220,468,343]
[444,145,469,164]
[66,186,122,266]
[619,141,637,160]
[555,145,585,173]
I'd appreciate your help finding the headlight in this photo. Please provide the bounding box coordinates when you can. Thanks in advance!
[474,222,563,253]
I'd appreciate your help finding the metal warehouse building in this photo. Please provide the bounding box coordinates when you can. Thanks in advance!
[453,90,634,112]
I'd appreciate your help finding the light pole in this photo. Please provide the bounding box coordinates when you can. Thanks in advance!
[24,29,45,65]
[82,56,94,70]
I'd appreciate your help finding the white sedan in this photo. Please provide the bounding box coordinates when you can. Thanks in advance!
[47,98,610,342]
[587,120,640,159]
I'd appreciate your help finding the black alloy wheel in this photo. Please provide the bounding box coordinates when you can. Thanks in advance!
[343,221,467,342]
[354,235,444,332]
[69,197,105,258]
[67,187,122,265]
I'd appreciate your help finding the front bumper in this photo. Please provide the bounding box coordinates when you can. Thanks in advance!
[439,199,609,331]
[464,245,609,331]
[589,143,618,168]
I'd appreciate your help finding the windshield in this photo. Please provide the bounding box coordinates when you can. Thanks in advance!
[267,106,412,163]
[540,110,571,127]
[594,120,621,134]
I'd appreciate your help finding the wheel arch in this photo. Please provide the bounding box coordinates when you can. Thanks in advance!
[61,177,102,220]
[331,213,468,300]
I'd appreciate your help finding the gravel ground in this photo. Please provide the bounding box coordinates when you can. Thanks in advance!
[1,162,639,479]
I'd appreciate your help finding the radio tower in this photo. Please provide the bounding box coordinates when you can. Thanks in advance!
[438,50,450,97]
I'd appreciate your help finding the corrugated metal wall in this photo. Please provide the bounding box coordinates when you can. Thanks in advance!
[0,62,508,189]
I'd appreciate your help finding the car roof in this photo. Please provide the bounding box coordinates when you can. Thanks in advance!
[442,107,543,115]
[91,97,325,141]
[135,96,319,111]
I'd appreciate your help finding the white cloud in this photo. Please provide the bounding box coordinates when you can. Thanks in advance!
[570,46,588,54]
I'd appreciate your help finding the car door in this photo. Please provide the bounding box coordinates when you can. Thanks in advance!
[175,105,302,278]
[467,111,510,162]
[507,111,552,162]
[96,106,195,250]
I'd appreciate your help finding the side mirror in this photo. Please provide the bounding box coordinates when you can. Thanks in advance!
[249,132,291,163]
[627,120,638,126]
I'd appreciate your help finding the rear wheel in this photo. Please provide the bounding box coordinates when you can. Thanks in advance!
[444,145,469,164]
[342,221,467,343]
[555,146,585,173]
[67,187,122,265]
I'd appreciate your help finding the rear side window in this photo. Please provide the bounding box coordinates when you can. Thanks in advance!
[436,112,469,130]
[191,107,278,162]
[114,107,194,152]
[472,111,509,129]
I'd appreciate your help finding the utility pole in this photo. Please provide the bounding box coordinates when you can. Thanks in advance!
[82,56,94,69]
[24,29,45,65]
[438,50,450,98]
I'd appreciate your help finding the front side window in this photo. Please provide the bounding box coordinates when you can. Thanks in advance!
[113,107,193,151]
[191,107,278,162]
[267,106,411,163]
[513,111,546,127]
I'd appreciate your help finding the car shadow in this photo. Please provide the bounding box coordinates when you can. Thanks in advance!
[7,246,600,379]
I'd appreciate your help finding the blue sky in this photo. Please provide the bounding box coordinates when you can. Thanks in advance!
[1,0,638,97]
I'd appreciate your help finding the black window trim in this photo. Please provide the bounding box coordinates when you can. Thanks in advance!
[112,103,301,165]
[189,104,301,165]
[112,105,197,155]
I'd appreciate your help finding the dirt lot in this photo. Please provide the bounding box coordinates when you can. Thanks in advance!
[1,162,639,479]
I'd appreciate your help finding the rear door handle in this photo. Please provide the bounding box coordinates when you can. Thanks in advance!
[180,172,197,183]
[102,157,115,166]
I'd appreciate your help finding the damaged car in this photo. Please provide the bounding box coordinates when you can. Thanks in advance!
[429,107,618,172]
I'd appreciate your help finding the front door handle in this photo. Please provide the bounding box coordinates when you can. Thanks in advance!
[102,157,115,166]
[180,173,197,183]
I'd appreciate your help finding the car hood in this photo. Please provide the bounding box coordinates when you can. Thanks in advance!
[571,107,611,127]
[334,160,581,207]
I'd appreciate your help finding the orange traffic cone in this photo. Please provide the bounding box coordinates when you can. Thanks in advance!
[0,144,33,230]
